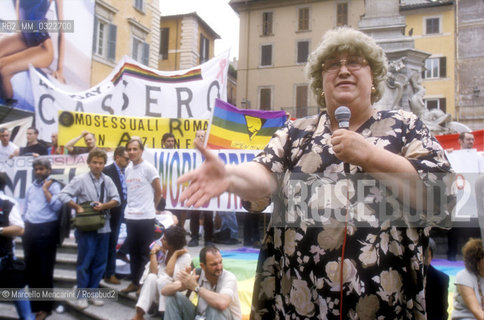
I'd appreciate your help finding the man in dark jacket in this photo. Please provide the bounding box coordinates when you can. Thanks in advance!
[425,238,449,320]
[102,146,129,284]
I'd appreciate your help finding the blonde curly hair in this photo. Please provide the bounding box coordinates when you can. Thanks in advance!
[305,27,388,109]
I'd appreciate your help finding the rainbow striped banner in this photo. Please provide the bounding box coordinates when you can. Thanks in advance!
[207,99,287,150]
[111,62,202,85]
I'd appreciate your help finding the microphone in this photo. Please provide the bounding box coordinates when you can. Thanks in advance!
[334,106,351,129]
[334,106,351,174]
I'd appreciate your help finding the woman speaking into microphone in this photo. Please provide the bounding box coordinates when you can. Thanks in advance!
[177,27,453,319]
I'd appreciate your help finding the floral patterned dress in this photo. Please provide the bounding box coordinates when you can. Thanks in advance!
[251,110,453,320]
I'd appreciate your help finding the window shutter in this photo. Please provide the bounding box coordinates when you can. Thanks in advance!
[260,88,271,110]
[142,42,150,66]
[107,23,117,61]
[261,45,272,66]
[205,40,209,62]
[199,36,203,63]
[337,3,348,26]
[160,28,169,59]
[440,57,446,78]
[263,12,273,35]
[299,8,309,31]
[92,16,98,53]
[297,41,309,64]
[296,86,308,117]
[132,39,139,61]
[439,98,446,113]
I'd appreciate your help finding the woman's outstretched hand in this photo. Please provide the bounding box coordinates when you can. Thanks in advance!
[178,141,230,208]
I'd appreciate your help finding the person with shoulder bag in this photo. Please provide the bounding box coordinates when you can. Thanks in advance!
[58,149,120,309]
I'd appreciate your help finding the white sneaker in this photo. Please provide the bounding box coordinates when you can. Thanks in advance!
[77,298,88,309]
[89,298,104,306]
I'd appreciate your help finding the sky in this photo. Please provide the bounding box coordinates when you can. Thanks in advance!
[160,0,240,61]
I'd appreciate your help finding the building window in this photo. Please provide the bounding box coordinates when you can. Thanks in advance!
[261,44,272,67]
[132,37,149,65]
[160,28,169,60]
[337,2,348,26]
[93,17,117,61]
[298,7,309,31]
[296,85,308,118]
[425,98,446,113]
[425,17,440,34]
[423,57,446,79]
[199,34,209,64]
[297,41,309,64]
[262,12,273,36]
[260,88,272,110]
[134,0,144,11]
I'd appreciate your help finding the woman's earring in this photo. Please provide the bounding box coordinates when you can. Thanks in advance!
[321,91,325,98]
[371,84,376,94]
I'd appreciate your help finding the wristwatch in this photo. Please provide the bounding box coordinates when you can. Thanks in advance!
[194,286,201,294]
[0,227,4,234]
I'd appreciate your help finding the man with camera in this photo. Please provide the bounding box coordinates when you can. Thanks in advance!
[59,149,120,309]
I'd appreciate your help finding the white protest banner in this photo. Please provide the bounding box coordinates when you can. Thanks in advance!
[446,149,484,219]
[31,51,230,141]
[145,148,259,211]
[0,116,33,147]
[1,148,260,212]
[0,154,89,212]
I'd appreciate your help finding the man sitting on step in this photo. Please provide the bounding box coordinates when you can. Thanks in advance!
[162,245,242,320]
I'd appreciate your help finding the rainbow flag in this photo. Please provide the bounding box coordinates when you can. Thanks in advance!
[207,99,287,150]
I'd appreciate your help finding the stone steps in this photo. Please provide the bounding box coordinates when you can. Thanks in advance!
[8,222,252,319]
[10,235,154,320]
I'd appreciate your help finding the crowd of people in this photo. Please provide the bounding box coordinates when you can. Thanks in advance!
[1,26,484,320]
[0,126,257,320]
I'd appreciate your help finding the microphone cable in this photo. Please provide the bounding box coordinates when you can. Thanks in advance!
[339,172,351,320]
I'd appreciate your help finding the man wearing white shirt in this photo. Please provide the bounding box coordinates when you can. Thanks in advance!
[446,132,484,260]
[121,137,163,294]
[0,128,19,161]
[459,132,484,172]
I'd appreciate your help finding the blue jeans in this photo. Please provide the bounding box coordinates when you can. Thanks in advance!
[75,230,109,289]
[14,290,35,320]
[218,211,238,239]
[164,293,233,320]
